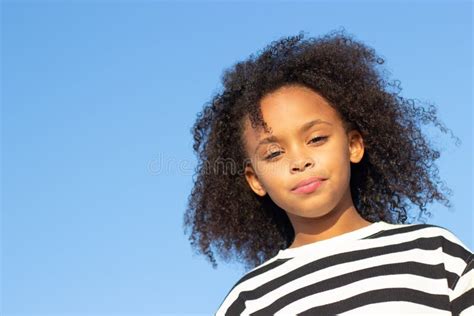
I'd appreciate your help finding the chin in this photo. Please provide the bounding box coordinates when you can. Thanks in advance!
[289,207,333,219]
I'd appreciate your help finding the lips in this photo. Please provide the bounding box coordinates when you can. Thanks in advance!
[291,176,327,191]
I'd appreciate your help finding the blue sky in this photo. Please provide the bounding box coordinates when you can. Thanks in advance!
[2,1,472,315]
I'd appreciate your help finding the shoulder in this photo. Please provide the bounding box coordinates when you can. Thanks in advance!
[426,224,472,252]
[365,222,472,263]
[375,222,470,248]
[422,224,473,265]
[216,256,290,315]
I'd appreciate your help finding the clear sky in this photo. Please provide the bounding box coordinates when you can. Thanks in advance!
[2,1,472,315]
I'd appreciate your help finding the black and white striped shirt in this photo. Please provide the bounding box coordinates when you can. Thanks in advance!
[216,221,473,315]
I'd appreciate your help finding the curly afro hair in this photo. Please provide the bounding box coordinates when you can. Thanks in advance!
[184,29,458,271]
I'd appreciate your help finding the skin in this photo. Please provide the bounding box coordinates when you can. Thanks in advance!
[242,84,372,249]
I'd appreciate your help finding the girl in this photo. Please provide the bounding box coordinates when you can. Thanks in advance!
[184,30,473,315]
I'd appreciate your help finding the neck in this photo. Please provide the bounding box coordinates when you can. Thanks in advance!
[286,190,371,249]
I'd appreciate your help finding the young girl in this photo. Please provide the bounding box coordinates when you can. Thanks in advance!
[184,30,473,315]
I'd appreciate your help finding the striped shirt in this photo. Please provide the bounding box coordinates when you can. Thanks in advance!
[216,221,473,315]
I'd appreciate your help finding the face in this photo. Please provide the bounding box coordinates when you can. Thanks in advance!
[242,84,365,219]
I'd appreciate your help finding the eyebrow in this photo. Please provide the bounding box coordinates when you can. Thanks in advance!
[255,119,332,152]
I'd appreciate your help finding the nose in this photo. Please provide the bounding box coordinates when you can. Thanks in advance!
[290,156,315,173]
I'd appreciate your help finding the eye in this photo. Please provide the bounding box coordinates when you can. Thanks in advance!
[265,151,282,160]
[309,136,328,144]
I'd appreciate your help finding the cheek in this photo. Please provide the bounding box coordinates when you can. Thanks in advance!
[252,159,286,178]
[252,161,288,194]
[325,148,352,180]
[314,146,349,175]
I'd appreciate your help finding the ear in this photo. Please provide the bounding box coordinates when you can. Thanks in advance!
[348,130,365,163]
[244,163,267,197]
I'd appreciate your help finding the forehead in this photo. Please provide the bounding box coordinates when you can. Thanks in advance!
[260,85,338,123]
[243,85,341,141]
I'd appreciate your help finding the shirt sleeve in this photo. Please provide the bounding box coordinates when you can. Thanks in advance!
[449,253,474,315]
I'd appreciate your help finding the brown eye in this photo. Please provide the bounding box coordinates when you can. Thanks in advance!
[309,136,328,144]
[265,151,282,160]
